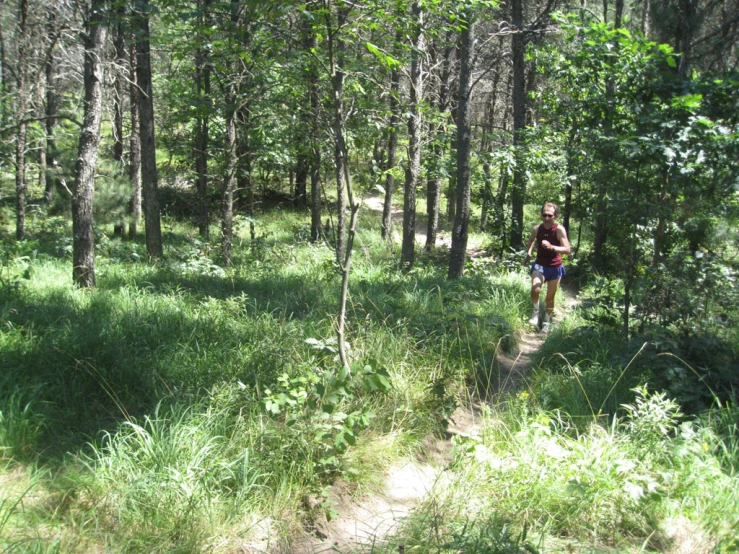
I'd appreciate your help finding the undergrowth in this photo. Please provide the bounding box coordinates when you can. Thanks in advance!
[2,209,738,552]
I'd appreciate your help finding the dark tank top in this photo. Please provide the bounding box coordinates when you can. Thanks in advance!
[535,223,562,267]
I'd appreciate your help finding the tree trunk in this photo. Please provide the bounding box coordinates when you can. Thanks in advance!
[382,39,401,242]
[309,74,321,243]
[426,144,442,250]
[236,105,255,243]
[479,64,501,233]
[221,0,239,268]
[326,7,351,264]
[14,0,29,240]
[72,0,108,287]
[128,41,142,239]
[134,0,163,258]
[447,102,458,223]
[195,0,213,239]
[448,9,474,279]
[563,126,577,234]
[426,31,454,251]
[302,8,322,243]
[44,51,58,204]
[401,2,424,270]
[113,13,127,238]
[294,155,308,209]
[37,69,47,197]
[594,2,622,268]
[509,0,526,251]
[480,162,492,232]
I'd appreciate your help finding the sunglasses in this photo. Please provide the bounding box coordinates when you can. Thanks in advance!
[541,213,555,218]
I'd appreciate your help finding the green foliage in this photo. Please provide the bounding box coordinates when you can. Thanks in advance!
[0,385,45,462]
[262,363,391,480]
[386,386,739,551]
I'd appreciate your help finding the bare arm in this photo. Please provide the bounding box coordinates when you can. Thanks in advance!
[541,225,571,255]
[523,225,539,264]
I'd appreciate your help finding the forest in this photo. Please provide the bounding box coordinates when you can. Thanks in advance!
[1,0,738,551]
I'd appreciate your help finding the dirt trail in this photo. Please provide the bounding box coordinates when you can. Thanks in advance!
[289,326,553,553]
[286,198,578,553]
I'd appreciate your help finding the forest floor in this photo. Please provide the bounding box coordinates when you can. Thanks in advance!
[287,199,581,554]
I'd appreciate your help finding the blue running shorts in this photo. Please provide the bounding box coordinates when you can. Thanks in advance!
[531,263,566,282]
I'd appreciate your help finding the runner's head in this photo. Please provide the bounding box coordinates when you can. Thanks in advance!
[541,202,558,218]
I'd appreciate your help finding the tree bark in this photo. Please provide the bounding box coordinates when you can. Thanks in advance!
[14,0,29,240]
[72,0,108,287]
[509,0,527,251]
[113,12,127,238]
[381,33,401,243]
[221,0,239,267]
[426,31,454,251]
[44,52,58,204]
[134,0,162,258]
[128,41,142,239]
[326,6,351,264]
[195,0,213,239]
[302,7,322,243]
[401,1,424,270]
[448,9,474,279]
[446,102,458,223]
[563,126,577,234]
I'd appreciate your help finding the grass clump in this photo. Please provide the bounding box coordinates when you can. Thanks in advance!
[383,387,739,553]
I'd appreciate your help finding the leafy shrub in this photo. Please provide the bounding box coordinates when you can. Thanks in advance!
[261,363,391,481]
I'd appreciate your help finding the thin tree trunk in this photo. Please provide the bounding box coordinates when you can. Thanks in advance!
[509,0,526,250]
[302,7,322,243]
[309,79,321,242]
[381,27,402,243]
[381,39,401,242]
[563,126,577,234]
[14,0,29,240]
[426,31,454,251]
[401,1,424,270]
[237,105,255,243]
[113,13,127,238]
[134,0,162,258]
[195,0,213,239]
[72,0,108,287]
[480,65,501,233]
[37,69,47,196]
[326,7,350,264]
[128,41,142,239]
[425,143,442,250]
[594,1,622,268]
[447,103,458,223]
[44,51,58,204]
[221,0,239,267]
[294,155,308,209]
[448,9,474,279]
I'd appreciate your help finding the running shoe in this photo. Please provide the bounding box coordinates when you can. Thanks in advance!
[528,307,539,326]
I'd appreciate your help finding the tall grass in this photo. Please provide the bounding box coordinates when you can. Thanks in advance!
[2,208,737,552]
[379,388,739,553]
[0,213,531,550]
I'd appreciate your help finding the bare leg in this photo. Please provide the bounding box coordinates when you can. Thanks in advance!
[531,271,545,305]
[545,277,561,316]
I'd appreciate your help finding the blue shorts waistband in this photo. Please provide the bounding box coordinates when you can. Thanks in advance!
[531,263,566,282]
